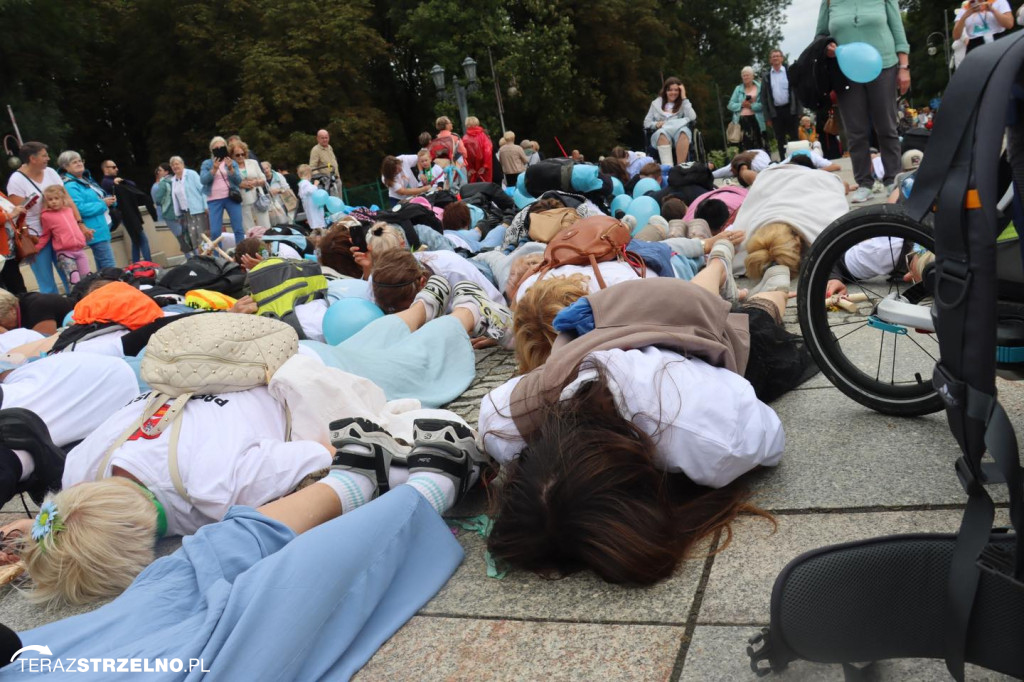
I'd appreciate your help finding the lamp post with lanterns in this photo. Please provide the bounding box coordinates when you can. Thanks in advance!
[430,57,479,134]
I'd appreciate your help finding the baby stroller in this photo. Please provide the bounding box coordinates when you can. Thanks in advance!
[751,35,1024,680]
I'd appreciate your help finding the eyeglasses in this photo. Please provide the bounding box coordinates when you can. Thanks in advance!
[233,153,246,158]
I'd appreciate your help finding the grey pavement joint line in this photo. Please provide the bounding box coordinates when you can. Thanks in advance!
[766,501,1010,515]
[670,529,722,682]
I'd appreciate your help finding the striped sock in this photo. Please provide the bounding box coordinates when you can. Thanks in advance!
[319,470,376,514]
[405,472,456,514]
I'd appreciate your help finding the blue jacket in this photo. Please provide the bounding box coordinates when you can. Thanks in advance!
[199,159,242,197]
[62,171,112,245]
[727,83,766,131]
[165,169,208,217]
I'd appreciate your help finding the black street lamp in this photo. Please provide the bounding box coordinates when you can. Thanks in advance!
[430,57,479,133]
[926,31,952,80]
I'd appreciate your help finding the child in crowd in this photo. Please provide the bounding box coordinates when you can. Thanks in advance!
[38,185,91,285]
[297,164,326,230]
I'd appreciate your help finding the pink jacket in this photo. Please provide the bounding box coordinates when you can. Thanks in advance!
[39,207,86,252]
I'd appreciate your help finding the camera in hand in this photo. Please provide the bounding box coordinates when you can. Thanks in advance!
[213,147,229,160]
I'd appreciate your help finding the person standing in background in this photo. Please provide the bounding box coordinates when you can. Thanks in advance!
[760,49,801,156]
[101,160,154,263]
[309,129,341,189]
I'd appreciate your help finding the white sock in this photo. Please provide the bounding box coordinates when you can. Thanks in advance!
[412,294,439,321]
[319,470,376,514]
[14,449,33,482]
[453,302,482,330]
[657,144,673,166]
[405,472,456,514]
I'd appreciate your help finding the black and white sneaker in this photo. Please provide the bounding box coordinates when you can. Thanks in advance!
[451,281,513,344]
[407,419,483,504]
[0,408,65,506]
[412,274,452,320]
[328,417,409,498]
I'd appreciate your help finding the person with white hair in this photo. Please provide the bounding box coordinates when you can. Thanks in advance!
[199,136,245,246]
[168,155,208,255]
[57,149,118,270]
[728,67,767,151]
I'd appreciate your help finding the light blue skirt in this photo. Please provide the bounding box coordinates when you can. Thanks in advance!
[650,118,692,147]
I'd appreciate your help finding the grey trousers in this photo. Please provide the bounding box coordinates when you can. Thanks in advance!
[836,65,901,187]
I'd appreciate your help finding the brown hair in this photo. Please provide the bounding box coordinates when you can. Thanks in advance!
[234,237,267,265]
[441,202,472,232]
[639,162,662,179]
[371,248,426,314]
[609,146,629,160]
[731,151,759,178]
[513,274,588,374]
[506,253,545,302]
[598,157,628,184]
[744,222,804,280]
[487,371,773,585]
[658,77,684,114]
[380,155,402,187]
[660,197,687,221]
[319,227,363,278]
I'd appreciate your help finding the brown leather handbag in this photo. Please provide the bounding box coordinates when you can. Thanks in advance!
[527,207,579,243]
[533,215,645,289]
[823,107,841,136]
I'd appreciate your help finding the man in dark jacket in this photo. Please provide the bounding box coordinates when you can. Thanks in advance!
[760,49,801,155]
[100,160,156,263]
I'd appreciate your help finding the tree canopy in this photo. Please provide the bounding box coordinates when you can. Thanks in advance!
[1,0,788,186]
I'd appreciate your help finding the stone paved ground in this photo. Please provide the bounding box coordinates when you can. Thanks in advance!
[1,159,1020,680]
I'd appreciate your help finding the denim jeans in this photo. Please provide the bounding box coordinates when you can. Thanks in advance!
[89,239,116,269]
[441,226,508,253]
[29,242,71,294]
[130,230,152,263]
[208,197,246,244]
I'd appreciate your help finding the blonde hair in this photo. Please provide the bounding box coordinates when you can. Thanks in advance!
[296,164,312,179]
[741,66,755,77]
[436,116,452,131]
[0,288,18,323]
[465,116,480,127]
[228,140,249,158]
[21,479,157,606]
[514,274,589,374]
[208,136,227,153]
[744,222,804,280]
[42,184,70,204]
[365,222,406,255]
[503,131,516,143]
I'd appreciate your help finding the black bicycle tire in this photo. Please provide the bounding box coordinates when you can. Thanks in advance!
[797,204,944,416]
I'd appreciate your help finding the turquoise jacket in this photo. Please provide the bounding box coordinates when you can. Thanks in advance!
[62,170,112,245]
[816,0,909,69]
[727,83,766,131]
[156,169,207,218]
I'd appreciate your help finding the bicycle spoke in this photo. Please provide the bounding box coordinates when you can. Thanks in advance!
[851,279,890,302]
[891,331,897,385]
[876,330,885,381]
[904,332,939,361]
[832,322,869,342]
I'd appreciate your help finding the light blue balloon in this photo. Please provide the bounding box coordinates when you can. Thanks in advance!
[504,186,516,196]
[836,42,883,84]
[327,277,371,301]
[610,176,625,196]
[312,189,330,207]
[513,189,536,209]
[632,177,661,198]
[609,194,633,218]
[325,196,344,214]
[369,204,379,211]
[322,298,385,345]
[625,195,660,235]
[516,172,528,195]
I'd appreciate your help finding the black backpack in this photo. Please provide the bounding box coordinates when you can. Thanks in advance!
[157,256,246,297]
[789,35,847,112]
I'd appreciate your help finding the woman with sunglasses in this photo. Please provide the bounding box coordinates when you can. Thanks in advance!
[199,136,245,247]
[229,140,270,233]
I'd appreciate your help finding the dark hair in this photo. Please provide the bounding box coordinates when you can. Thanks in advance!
[658,77,684,114]
[598,157,628,184]
[527,197,566,214]
[318,226,363,278]
[380,155,402,187]
[787,153,815,170]
[19,141,47,160]
[730,151,759,178]
[441,202,472,232]
[660,197,687,221]
[370,248,425,314]
[488,372,772,584]
[157,162,172,175]
[609,146,629,160]
[234,237,267,265]
[695,198,731,234]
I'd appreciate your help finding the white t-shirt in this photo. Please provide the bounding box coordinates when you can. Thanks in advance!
[6,167,64,236]
[397,154,421,189]
[295,299,329,342]
[0,328,44,354]
[415,251,505,305]
[783,151,833,169]
[515,261,656,303]
[1,353,140,447]
[955,0,1012,41]
[843,236,905,280]
[712,150,771,179]
[732,164,848,274]
[63,386,332,536]
[275,242,302,261]
[171,175,189,215]
[299,179,326,229]
[479,347,784,488]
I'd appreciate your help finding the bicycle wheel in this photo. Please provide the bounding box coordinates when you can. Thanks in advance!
[798,204,944,416]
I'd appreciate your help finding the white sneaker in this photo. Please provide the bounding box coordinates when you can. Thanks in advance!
[451,281,513,344]
[849,187,873,204]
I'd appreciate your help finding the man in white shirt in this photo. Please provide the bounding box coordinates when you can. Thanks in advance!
[760,49,800,157]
